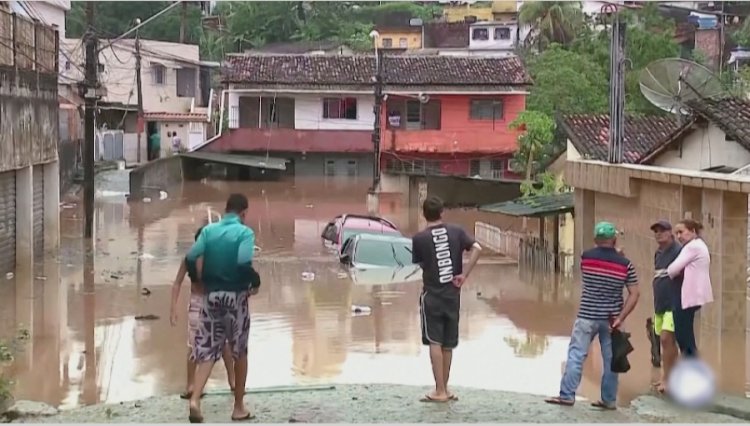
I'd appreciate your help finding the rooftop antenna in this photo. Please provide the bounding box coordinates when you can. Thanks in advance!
[639,58,724,121]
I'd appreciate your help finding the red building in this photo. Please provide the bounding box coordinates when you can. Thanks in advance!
[379,55,530,180]
[212,54,530,180]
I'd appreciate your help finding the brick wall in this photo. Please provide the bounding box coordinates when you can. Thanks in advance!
[694,28,720,71]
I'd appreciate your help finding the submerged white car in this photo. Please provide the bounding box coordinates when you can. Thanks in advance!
[339,233,421,286]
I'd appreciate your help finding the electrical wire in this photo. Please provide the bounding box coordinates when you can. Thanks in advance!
[98,1,184,53]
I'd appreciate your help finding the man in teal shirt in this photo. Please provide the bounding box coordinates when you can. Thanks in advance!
[185,193,256,422]
[148,131,161,161]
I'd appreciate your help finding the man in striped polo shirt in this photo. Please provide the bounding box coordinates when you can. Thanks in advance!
[545,221,640,410]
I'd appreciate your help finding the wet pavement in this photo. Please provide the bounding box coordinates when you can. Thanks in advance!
[2,170,749,411]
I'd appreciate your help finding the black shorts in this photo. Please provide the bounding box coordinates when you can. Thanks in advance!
[420,291,460,349]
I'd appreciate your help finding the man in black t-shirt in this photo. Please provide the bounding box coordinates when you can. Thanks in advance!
[412,196,482,403]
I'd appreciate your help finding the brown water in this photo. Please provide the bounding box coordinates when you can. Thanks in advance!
[2,173,748,409]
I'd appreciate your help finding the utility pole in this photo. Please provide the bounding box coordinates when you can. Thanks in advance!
[607,7,625,164]
[180,1,188,43]
[371,49,384,192]
[83,2,98,239]
[135,27,144,163]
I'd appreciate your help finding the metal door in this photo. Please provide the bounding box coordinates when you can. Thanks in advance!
[0,171,16,274]
[33,166,44,265]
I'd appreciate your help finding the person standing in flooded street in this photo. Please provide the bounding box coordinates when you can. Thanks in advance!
[649,220,682,394]
[169,224,236,400]
[185,194,258,423]
[411,196,482,403]
[545,221,640,410]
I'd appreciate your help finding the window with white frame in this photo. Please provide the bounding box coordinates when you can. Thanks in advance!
[469,99,503,120]
[494,27,511,40]
[325,160,336,176]
[399,37,408,48]
[323,97,358,120]
[382,38,393,48]
[472,28,489,41]
[346,160,358,177]
[152,64,166,85]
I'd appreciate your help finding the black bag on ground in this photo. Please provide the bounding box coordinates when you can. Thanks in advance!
[611,329,634,373]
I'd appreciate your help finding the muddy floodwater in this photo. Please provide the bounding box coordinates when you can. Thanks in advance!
[1,171,748,410]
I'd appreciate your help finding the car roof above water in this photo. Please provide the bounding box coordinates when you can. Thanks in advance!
[343,217,399,232]
[353,233,411,244]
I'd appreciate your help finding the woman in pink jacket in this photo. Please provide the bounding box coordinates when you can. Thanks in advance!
[666,219,713,357]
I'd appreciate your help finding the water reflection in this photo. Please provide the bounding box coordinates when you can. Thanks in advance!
[2,174,748,410]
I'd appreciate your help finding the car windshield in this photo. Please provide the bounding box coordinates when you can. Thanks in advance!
[353,239,413,267]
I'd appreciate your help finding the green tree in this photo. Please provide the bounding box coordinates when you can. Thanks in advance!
[570,3,681,114]
[524,44,610,117]
[509,111,556,187]
[518,1,584,48]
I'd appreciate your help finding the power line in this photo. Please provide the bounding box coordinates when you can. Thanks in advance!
[98,1,184,53]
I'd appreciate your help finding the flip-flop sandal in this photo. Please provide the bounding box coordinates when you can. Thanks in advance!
[420,394,450,403]
[188,408,204,424]
[591,401,617,410]
[180,392,207,400]
[231,413,256,421]
[544,397,575,406]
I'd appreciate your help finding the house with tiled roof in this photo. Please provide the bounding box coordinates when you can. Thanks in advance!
[559,97,750,173]
[208,53,532,180]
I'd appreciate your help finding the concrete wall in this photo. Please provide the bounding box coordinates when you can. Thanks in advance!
[380,171,522,208]
[128,155,184,200]
[377,30,422,49]
[653,123,750,171]
[295,94,375,130]
[469,23,518,50]
[0,68,58,172]
[289,152,374,179]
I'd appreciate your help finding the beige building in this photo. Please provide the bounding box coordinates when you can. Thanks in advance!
[60,38,218,163]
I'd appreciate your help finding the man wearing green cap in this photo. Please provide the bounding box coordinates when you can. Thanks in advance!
[545,221,640,410]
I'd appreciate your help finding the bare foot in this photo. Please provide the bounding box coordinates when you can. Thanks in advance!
[656,383,666,394]
[231,406,254,421]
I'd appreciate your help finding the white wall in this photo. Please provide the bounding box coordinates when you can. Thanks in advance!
[295,94,374,130]
[60,39,201,114]
[653,124,750,171]
[469,23,518,50]
[227,92,375,131]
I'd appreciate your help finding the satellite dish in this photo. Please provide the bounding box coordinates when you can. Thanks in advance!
[639,58,724,115]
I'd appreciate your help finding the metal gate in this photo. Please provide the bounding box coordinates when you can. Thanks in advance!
[0,171,16,274]
[33,166,44,265]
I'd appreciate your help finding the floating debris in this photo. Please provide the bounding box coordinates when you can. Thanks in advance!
[141,288,151,296]
[337,272,348,279]
[5,272,13,280]
[143,197,152,203]
[139,253,155,260]
[159,190,168,200]
[301,272,315,281]
[351,305,372,316]
[134,314,159,321]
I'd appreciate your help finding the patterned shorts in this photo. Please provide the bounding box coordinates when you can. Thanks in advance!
[190,290,250,363]
[187,294,203,349]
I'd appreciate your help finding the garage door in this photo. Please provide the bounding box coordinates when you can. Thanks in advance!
[0,171,16,275]
[33,166,44,265]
